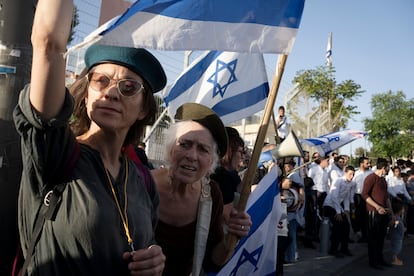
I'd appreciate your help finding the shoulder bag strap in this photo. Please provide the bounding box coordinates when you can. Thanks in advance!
[21,143,80,276]
[21,182,66,276]
[191,180,212,276]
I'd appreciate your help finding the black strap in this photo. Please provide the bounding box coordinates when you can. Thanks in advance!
[21,183,67,276]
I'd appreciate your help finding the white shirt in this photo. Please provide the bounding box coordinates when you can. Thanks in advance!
[353,169,373,194]
[387,175,411,201]
[309,165,329,193]
[323,176,355,214]
[276,115,289,139]
[328,163,344,190]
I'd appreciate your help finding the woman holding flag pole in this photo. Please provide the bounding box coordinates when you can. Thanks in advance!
[151,103,251,275]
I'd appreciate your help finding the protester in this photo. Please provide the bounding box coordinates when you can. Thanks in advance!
[323,166,356,258]
[352,157,372,243]
[151,103,251,275]
[386,166,413,205]
[388,198,405,266]
[211,127,245,223]
[13,0,167,274]
[308,155,330,241]
[275,105,289,145]
[328,155,345,190]
[283,159,304,263]
[361,158,393,270]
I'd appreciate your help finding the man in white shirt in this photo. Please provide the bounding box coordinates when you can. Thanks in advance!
[353,157,372,243]
[323,166,356,257]
[329,156,345,190]
[275,105,289,145]
[308,155,330,240]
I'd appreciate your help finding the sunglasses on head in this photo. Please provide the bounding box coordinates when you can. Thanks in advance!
[87,71,144,97]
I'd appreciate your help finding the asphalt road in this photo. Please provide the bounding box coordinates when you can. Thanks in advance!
[340,239,414,276]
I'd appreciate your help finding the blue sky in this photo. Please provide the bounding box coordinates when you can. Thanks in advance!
[73,0,413,156]
[268,0,414,155]
[152,0,413,156]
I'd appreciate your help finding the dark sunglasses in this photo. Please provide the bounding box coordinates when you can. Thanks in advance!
[87,71,144,97]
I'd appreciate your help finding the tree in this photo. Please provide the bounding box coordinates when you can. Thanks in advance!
[293,66,364,130]
[364,91,414,159]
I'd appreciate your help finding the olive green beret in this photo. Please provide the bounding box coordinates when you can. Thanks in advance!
[84,44,167,93]
[174,103,228,158]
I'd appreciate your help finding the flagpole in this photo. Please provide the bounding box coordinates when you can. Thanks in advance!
[225,54,288,250]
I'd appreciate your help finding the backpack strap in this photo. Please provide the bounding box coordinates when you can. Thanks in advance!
[124,144,154,198]
[20,142,80,276]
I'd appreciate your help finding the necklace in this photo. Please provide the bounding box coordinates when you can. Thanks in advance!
[105,157,135,252]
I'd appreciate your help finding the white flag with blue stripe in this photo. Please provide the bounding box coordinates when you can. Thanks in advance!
[210,167,281,276]
[68,0,305,53]
[301,129,368,156]
[164,51,269,125]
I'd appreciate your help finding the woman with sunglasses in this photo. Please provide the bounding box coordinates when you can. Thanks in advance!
[13,0,166,275]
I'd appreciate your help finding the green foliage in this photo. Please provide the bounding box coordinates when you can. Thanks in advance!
[293,66,364,130]
[364,91,414,159]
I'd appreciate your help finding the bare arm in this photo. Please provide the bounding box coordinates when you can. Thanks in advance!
[30,0,74,120]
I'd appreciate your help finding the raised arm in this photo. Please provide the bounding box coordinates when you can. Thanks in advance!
[30,0,74,120]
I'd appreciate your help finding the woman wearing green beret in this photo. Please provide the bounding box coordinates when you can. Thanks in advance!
[151,103,252,275]
[14,0,166,275]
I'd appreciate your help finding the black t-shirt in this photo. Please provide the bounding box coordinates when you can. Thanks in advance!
[211,166,240,204]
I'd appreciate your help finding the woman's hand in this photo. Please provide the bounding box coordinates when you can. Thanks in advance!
[226,208,252,238]
[122,245,165,275]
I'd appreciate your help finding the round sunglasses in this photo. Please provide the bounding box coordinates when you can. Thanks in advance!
[87,71,144,97]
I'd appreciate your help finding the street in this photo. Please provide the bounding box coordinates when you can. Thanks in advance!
[341,238,414,276]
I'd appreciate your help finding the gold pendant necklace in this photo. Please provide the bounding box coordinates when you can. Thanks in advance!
[105,157,135,252]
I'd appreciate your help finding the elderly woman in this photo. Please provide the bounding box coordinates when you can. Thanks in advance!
[14,0,166,275]
[151,103,252,275]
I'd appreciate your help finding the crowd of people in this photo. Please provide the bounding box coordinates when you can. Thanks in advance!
[269,150,414,273]
[10,1,414,275]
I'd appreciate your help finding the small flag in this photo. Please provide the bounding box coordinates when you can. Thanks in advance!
[164,51,269,125]
[326,32,332,66]
[211,167,281,275]
[300,129,368,156]
[67,0,305,54]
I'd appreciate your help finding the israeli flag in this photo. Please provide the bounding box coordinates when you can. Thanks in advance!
[164,51,269,125]
[211,167,281,276]
[301,129,368,156]
[68,0,305,54]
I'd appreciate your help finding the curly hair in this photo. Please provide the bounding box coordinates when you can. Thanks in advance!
[68,67,157,146]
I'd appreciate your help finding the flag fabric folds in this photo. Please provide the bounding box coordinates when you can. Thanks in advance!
[300,129,368,156]
[163,51,269,125]
[211,167,281,276]
[68,0,305,54]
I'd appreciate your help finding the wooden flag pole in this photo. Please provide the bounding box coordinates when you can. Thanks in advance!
[225,54,288,251]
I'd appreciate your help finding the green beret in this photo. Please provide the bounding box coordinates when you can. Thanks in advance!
[84,44,167,93]
[174,103,228,158]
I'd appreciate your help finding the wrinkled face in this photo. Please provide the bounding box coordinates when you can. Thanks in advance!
[170,122,215,185]
[344,170,355,182]
[85,63,147,132]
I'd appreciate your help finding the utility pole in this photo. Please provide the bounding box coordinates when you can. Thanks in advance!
[0,1,35,274]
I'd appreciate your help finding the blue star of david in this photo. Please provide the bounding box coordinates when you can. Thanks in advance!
[229,246,263,275]
[207,58,238,98]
